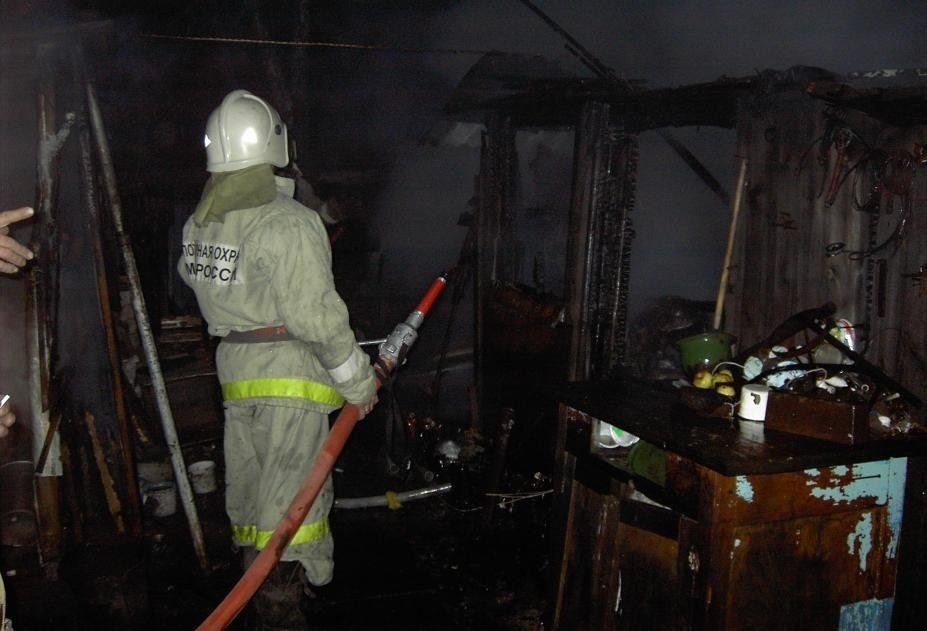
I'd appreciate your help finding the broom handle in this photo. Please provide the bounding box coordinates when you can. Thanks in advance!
[713,158,749,331]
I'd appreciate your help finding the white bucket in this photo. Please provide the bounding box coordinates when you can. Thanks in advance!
[147,481,177,517]
[188,460,217,494]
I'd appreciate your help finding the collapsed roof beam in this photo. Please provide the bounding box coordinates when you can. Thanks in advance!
[657,129,730,207]
[515,1,730,206]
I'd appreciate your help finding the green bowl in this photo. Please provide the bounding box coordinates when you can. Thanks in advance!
[676,332,735,377]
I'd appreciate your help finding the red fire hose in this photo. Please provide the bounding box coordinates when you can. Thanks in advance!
[197,274,447,630]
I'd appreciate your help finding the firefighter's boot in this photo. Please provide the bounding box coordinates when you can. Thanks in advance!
[242,548,308,631]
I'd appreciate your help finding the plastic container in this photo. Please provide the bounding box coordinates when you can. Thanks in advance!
[188,460,217,494]
[146,481,177,517]
[595,420,640,448]
[676,332,735,377]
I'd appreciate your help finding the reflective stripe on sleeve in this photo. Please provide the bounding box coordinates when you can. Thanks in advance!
[222,377,344,406]
[327,345,369,384]
[232,518,330,549]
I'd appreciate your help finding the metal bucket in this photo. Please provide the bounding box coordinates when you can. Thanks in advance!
[0,460,38,547]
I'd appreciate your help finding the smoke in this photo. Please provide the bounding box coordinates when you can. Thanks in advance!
[428,1,926,86]
[7,0,925,319]
[410,0,927,317]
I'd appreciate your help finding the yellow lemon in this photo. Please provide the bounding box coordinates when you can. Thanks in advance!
[693,370,713,389]
[712,369,734,386]
[716,384,736,397]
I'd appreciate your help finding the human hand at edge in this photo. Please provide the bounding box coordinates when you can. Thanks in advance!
[0,206,35,274]
[0,395,15,439]
[355,393,379,421]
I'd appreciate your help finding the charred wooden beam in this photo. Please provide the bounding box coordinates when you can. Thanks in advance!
[807,79,927,127]
[565,101,638,380]
[29,45,74,569]
[445,67,753,131]
[473,113,518,429]
[76,62,143,539]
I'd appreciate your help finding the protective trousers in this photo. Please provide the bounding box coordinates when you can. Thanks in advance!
[224,403,335,586]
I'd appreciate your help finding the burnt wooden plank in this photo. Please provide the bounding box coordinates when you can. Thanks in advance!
[550,403,578,629]
[619,498,679,540]
[765,391,870,444]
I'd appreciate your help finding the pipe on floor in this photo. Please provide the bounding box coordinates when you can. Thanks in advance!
[334,482,453,510]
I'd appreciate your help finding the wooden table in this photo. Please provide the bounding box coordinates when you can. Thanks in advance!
[547,380,927,630]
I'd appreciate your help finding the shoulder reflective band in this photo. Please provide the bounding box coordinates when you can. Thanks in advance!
[232,519,330,549]
[222,378,345,406]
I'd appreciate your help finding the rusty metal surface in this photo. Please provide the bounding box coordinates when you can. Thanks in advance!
[553,390,910,630]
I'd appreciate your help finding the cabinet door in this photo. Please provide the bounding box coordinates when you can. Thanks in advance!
[613,523,681,629]
[723,510,889,630]
[611,499,691,630]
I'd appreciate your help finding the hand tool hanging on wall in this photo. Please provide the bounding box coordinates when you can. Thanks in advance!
[85,83,210,572]
[197,274,447,631]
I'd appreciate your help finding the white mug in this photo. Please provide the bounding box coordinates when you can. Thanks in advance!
[738,384,770,421]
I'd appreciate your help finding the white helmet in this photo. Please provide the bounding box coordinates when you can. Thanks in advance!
[204,89,289,173]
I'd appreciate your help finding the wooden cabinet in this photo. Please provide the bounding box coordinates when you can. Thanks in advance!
[549,383,926,630]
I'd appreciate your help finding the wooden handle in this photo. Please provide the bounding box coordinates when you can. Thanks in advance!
[713,158,749,331]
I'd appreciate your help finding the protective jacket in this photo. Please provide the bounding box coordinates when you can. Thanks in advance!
[178,174,375,411]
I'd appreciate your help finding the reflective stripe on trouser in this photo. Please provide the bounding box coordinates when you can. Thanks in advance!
[224,402,335,586]
[222,377,344,406]
[231,519,330,549]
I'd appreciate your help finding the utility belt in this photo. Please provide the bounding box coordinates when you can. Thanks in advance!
[223,325,295,343]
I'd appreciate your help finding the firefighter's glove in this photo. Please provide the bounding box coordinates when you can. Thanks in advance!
[355,393,379,421]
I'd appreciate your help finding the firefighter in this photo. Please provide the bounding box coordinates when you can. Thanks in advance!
[178,89,378,629]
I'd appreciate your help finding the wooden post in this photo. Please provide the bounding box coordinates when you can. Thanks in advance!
[564,102,637,379]
[474,113,516,430]
[712,158,749,331]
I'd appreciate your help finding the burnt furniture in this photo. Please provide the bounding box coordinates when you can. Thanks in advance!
[548,381,926,630]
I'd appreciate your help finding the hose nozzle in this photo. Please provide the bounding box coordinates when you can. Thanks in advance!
[378,274,448,370]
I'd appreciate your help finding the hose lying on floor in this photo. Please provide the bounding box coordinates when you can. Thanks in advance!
[197,274,447,630]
